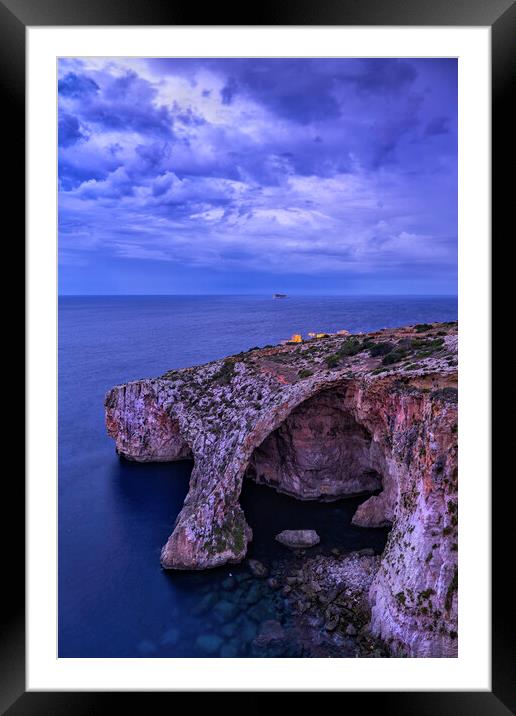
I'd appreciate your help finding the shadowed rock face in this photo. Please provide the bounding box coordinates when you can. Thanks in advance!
[246,388,383,500]
[105,322,458,656]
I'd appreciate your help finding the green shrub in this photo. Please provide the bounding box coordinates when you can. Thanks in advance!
[298,368,313,379]
[410,337,444,350]
[213,360,236,385]
[369,341,395,357]
[414,323,433,333]
[397,338,413,349]
[419,588,436,600]
[336,337,362,357]
[325,354,340,369]
[382,349,409,365]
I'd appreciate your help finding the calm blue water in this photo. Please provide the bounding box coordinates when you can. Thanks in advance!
[58,295,457,657]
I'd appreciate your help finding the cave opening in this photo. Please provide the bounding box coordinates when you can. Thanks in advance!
[245,387,387,502]
[240,387,391,561]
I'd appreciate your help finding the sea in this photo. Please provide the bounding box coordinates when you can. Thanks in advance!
[58,294,457,657]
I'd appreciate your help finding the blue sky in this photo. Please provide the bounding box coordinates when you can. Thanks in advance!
[58,58,457,295]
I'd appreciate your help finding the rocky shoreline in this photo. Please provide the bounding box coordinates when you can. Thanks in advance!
[172,547,389,659]
[266,550,388,658]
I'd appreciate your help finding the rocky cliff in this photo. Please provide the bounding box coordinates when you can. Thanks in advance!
[105,321,458,656]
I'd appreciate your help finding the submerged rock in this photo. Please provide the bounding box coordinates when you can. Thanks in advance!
[137,639,156,655]
[275,530,320,549]
[221,622,238,638]
[221,576,236,591]
[243,583,262,606]
[220,641,240,658]
[248,558,268,578]
[191,592,217,616]
[235,573,252,584]
[254,619,287,648]
[237,616,258,642]
[160,627,180,646]
[195,634,224,655]
[213,599,239,624]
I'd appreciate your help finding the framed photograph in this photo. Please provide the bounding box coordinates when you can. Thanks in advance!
[5,0,513,708]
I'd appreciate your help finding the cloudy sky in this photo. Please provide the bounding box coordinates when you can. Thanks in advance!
[58,57,457,295]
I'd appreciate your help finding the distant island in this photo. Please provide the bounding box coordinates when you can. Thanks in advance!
[273,293,287,299]
[105,321,458,657]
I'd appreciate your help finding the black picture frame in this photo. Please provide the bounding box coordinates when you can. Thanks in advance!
[4,0,514,710]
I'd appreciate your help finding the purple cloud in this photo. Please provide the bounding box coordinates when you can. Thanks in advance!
[58,57,457,295]
[58,72,99,98]
[58,113,88,148]
[425,116,451,136]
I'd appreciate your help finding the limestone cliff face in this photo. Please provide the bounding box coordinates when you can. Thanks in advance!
[343,378,458,657]
[105,322,458,655]
[105,380,192,462]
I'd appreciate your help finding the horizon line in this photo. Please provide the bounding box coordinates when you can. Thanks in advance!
[58,293,459,298]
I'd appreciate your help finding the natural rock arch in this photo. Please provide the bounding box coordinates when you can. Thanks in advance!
[105,323,458,656]
[158,377,399,571]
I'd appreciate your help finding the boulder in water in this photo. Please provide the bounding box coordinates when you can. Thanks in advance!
[275,529,320,549]
[248,558,268,577]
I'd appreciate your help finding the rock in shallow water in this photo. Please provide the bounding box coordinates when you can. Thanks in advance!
[220,641,240,658]
[160,627,180,646]
[243,583,262,606]
[254,619,286,647]
[195,634,224,655]
[238,616,258,642]
[275,529,320,549]
[248,558,269,577]
[137,639,157,654]
[222,576,236,591]
[221,622,238,638]
[213,599,239,624]
[191,592,217,616]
